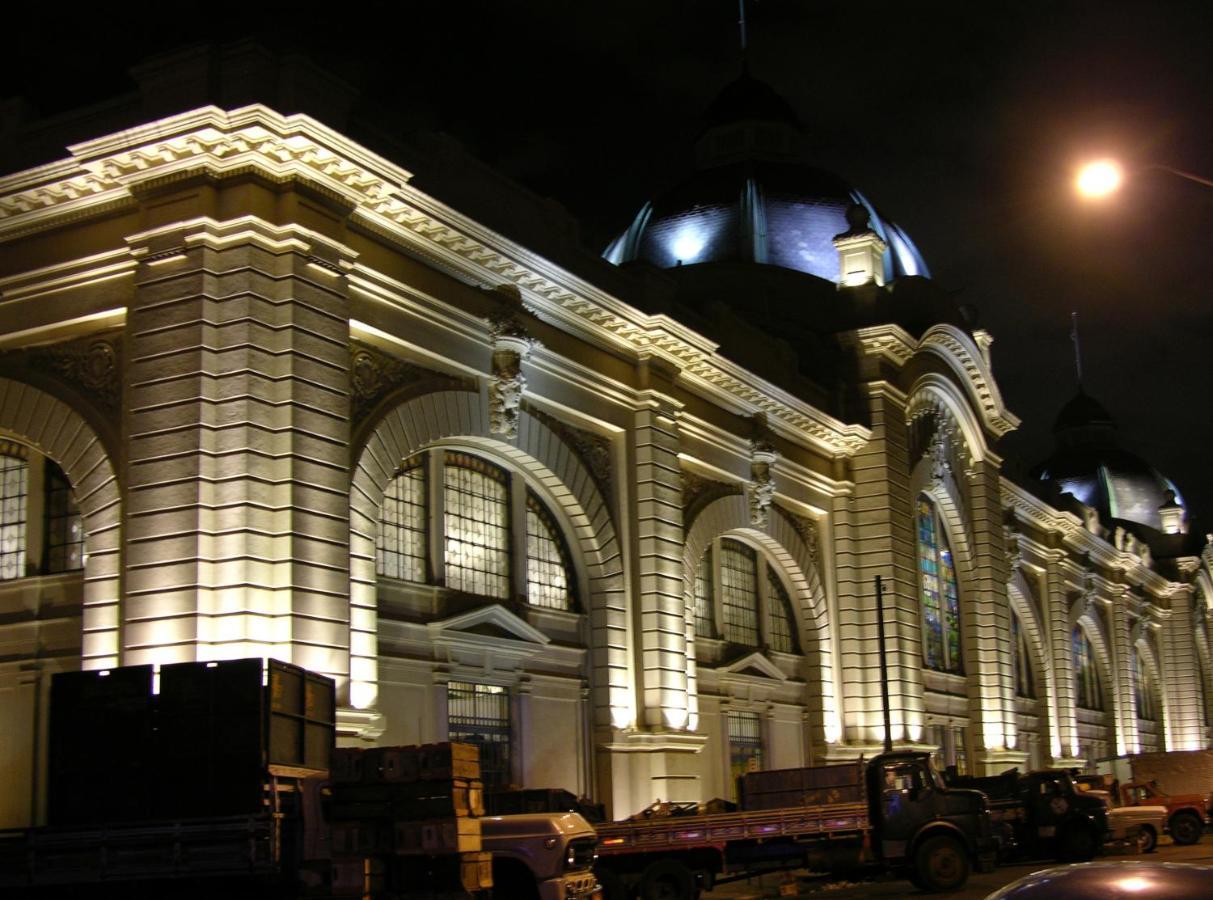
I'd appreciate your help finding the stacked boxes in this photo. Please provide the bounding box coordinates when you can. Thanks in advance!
[330,742,490,899]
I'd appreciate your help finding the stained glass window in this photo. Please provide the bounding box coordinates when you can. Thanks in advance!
[526,491,575,610]
[448,681,510,789]
[720,539,760,646]
[377,458,428,582]
[443,453,510,599]
[727,710,763,800]
[1073,627,1104,711]
[0,452,28,582]
[44,461,83,573]
[694,549,715,638]
[766,565,798,653]
[917,496,963,674]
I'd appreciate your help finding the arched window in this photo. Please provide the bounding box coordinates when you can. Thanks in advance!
[1012,614,1035,698]
[376,450,577,610]
[1073,626,1104,711]
[693,537,799,652]
[917,496,962,674]
[44,461,84,573]
[1133,648,1159,722]
[0,447,28,581]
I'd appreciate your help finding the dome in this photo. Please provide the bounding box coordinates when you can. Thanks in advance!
[603,72,929,284]
[1033,390,1187,533]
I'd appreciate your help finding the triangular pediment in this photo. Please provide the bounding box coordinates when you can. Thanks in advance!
[428,604,550,646]
[718,651,787,682]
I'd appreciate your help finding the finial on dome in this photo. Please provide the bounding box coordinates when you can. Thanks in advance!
[832,202,886,287]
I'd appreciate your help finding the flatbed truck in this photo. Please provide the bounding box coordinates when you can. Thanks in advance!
[593,750,996,898]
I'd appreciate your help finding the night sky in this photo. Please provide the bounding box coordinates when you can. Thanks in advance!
[5,2,1213,528]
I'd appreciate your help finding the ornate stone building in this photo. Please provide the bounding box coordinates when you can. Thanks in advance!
[0,49,1209,828]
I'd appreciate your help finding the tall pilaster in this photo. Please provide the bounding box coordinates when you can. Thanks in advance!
[1161,586,1204,749]
[1107,587,1137,755]
[629,358,688,730]
[966,454,1023,771]
[1044,554,1081,764]
[123,215,354,694]
[840,382,917,748]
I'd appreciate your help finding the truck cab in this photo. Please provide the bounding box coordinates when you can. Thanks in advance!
[867,752,997,889]
[479,811,601,900]
[1120,781,1209,845]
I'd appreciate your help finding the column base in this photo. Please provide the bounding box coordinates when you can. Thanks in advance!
[337,705,386,742]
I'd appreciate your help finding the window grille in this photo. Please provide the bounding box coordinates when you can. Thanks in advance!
[1012,615,1035,698]
[766,565,798,653]
[525,491,575,610]
[447,681,510,788]
[917,496,963,674]
[44,461,83,573]
[377,457,428,582]
[1072,627,1104,711]
[719,539,759,646]
[727,710,763,799]
[693,549,715,638]
[443,453,510,599]
[1133,649,1159,722]
[0,452,28,581]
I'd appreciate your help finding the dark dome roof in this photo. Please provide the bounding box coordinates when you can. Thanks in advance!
[604,73,929,284]
[1034,390,1187,532]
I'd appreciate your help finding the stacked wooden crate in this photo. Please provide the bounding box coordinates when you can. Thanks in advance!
[330,742,491,899]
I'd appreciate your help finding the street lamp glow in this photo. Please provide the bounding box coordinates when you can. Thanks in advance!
[1076,159,1123,198]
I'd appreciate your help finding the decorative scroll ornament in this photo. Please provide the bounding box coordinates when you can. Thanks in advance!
[749,433,777,528]
[681,470,744,529]
[1078,569,1101,617]
[24,338,121,412]
[487,287,536,440]
[780,507,821,576]
[349,344,475,421]
[528,405,614,507]
[1004,523,1023,574]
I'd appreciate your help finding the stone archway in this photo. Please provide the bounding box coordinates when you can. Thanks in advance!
[349,391,626,727]
[683,494,838,747]
[0,378,122,669]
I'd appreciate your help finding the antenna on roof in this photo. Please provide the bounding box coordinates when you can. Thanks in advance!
[1070,311,1084,388]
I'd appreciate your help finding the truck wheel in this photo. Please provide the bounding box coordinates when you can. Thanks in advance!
[1060,824,1099,861]
[913,835,969,892]
[1170,811,1203,846]
[1137,825,1158,854]
[597,865,633,900]
[639,859,696,900]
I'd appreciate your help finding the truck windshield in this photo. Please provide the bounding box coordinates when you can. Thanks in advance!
[924,757,947,791]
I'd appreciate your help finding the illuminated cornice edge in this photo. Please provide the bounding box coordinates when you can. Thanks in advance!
[0,105,869,458]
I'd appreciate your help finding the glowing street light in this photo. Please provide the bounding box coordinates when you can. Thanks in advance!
[1076,158,1213,198]
[1075,159,1123,198]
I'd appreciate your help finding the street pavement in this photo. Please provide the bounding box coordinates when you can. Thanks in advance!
[701,836,1213,899]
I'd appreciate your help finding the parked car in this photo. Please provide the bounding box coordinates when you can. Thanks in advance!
[983,861,1213,899]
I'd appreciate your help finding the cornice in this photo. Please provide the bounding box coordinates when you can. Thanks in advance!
[0,105,868,459]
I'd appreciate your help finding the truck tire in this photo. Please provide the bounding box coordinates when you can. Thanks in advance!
[1060,823,1099,861]
[1170,811,1203,846]
[597,865,633,900]
[639,859,697,900]
[913,835,969,893]
[1137,824,1158,854]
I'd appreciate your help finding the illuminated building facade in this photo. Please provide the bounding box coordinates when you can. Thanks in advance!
[0,49,1209,827]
